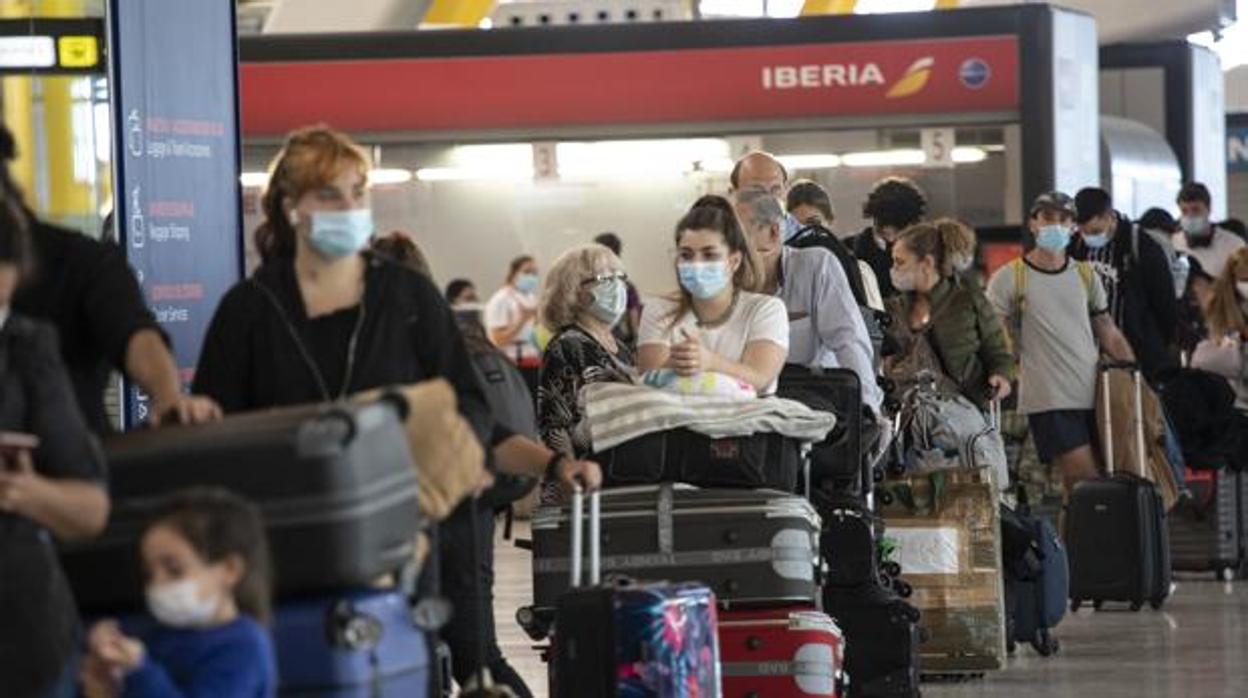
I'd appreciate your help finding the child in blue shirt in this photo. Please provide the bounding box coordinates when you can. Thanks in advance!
[81,488,277,698]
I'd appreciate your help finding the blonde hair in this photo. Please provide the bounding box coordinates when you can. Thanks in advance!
[540,244,623,330]
[1206,247,1248,339]
[897,217,977,278]
[256,125,370,262]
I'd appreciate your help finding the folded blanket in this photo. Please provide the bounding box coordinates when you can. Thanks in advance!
[585,382,837,452]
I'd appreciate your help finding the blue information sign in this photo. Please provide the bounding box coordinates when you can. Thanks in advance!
[109,0,243,425]
[1230,126,1248,174]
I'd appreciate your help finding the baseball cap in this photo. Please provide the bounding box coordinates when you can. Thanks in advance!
[1030,191,1076,217]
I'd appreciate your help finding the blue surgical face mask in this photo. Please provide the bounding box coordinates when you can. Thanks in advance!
[1035,224,1072,251]
[1181,215,1210,237]
[781,213,804,243]
[515,273,540,295]
[308,209,374,260]
[678,261,730,300]
[588,277,627,326]
[1082,232,1111,249]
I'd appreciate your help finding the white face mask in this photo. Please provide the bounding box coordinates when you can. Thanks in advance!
[147,579,221,628]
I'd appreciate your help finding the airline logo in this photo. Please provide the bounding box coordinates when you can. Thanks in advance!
[760,56,937,99]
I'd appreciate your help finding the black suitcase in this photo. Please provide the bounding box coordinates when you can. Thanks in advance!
[823,585,921,698]
[61,399,421,611]
[1067,365,1172,612]
[530,484,820,615]
[1168,468,1248,580]
[777,365,868,496]
[595,429,802,493]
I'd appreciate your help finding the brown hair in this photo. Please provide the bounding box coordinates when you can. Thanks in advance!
[1206,247,1248,339]
[371,231,432,279]
[255,125,370,262]
[897,217,977,278]
[666,195,763,324]
[786,179,834,222]
[143,487,274,624]
[506,255,536,284]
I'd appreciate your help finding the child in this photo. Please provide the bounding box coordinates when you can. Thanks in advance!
[81,488,277,698]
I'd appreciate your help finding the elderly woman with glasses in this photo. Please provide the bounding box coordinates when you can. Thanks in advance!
[537,244,637,476]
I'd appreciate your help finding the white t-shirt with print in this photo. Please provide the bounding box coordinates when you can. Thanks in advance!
[638,292,789,394]
[485,286,540,362]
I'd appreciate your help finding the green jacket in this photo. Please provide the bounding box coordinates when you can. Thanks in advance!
[887,277,1015,407]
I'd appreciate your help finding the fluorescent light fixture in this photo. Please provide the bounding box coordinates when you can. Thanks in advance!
[697,157,736,174]
[450,143,533,169]
[414,166,533,182]
[855,0,937,14]
[369,168,414,185]
[951,147,987,163]
[778,154,842,170]
[557,138,730,179]
[240,171,268,188]
[842,149,926,167]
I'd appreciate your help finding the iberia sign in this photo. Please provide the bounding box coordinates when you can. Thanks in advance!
[241,35,1018,135]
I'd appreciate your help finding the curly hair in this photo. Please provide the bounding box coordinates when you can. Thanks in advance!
[540,244,623,331]
[863,177,927,231]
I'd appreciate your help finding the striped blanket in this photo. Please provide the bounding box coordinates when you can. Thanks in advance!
[585,382,837,452]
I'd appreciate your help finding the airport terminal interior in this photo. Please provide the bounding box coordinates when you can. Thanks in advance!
[3,1,1248,697]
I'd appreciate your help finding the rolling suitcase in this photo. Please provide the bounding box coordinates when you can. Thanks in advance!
[1168,468,1248,580]
[531,484,820,615]
[1067,364,1172,612]
[551,486,721,698]
[719,608,845,698]
[1000,500,1067,657]
[822,585,921,698]
[274,588,431,697]
[61,399,421,611]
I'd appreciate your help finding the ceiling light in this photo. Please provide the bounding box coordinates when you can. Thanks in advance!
[369,168,414,185]
[414,166,533,182]
[951,147,987,163]
[777,154,841,170]
[240,172,268,188]
[855,0,937,14]
[841,149,926,167]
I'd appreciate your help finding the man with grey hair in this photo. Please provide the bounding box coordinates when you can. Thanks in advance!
[735,187,883,417]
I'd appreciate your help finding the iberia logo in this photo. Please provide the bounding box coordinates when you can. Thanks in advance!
[885,57,934,99]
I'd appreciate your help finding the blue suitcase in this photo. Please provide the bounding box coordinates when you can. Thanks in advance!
[1002,509,1068,656]
[274,589,431,697]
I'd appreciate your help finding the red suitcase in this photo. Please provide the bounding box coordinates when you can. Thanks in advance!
[719,608,845,698]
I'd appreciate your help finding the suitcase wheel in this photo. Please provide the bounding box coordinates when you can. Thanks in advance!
[1150,597,1166,611]
[883,561,902,578]
[1218,565,1236,582]
[1093,599,1105,612]
[893,580,913,599]
[1070,599,1082,614]
[1007,638,1017,655]
[1129,601,1143,612]
[1032,629,1059,657]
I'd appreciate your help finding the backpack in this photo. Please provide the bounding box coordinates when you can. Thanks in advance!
[471,350,540,509]
[892,372,1008,482]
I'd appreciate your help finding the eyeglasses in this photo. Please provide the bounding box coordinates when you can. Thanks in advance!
[581,271,628,287]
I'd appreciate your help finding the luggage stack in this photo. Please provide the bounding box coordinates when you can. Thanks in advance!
[877,472,1008,677]
[60,400,435,696]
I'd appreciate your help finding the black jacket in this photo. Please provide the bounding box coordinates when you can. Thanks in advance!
[192,254,504,449]
[847,228,896,298]
[787,223,870,308]
[0,315,105,696]
[1069,217,1179,380]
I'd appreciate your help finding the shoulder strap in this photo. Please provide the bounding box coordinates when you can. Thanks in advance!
[1010,258,1026,355]
[1074,260,1096,311]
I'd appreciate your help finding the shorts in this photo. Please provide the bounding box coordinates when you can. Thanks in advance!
[1028,409,1097,463]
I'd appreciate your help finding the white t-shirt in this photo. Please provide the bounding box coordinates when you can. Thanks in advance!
[1174,227,1246,279]
[638,292,789,394]
[485,286,540,362]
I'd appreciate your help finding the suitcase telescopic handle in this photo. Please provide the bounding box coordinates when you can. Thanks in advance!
[569,484,601,589]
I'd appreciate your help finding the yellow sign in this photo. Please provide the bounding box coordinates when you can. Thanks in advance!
[57,34,97,68]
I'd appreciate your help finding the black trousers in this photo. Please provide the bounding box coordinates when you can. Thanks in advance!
[425,498,532,697]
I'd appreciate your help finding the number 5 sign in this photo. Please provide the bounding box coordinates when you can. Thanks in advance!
[922,128,955,168]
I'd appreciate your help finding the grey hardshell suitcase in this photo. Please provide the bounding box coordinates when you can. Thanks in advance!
[531,484,821,612]
[1168,469,1248,580]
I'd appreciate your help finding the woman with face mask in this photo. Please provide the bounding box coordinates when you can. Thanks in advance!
[537,244,636,497]
[81,488,275,698]
[636,195,789,395]
[485,255,542,363]
[886,219,1014,409]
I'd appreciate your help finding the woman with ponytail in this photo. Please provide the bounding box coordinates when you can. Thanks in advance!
[885,218,1014,408]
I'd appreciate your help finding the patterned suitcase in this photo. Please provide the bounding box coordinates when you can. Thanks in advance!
[719,608,845,698]
[551,487,721,698]
[532,484,821,612]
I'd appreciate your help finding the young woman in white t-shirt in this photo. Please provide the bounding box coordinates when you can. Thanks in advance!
[485,255,542,365]
[638,195,790,395]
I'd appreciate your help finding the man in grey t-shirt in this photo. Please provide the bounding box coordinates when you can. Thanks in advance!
[987,191,1135,494]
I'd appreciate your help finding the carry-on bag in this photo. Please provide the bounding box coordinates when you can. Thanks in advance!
[550,486,722,698]
[777,366,867,496]
[274,588,431,697]
[1168,468,1248,580]
[531,484,820,613]
[821,585,921,698]
[719,607,845,698]
[1067,363,1172,612]
[1000,501,1067,656]
[61,399,421,610]
[596,428,803,493]
[879,473,1007,674]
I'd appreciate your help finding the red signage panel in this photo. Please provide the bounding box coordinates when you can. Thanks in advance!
[241,35,1018,135]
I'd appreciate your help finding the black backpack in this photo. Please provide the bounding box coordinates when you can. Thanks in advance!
[471,350,541,508]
